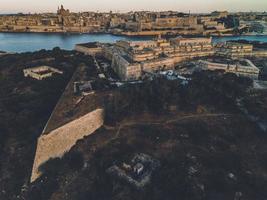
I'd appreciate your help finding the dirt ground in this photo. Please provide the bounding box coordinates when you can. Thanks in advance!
[33,110,267,200]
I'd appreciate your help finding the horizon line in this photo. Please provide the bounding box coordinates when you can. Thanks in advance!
[0,9,266,15]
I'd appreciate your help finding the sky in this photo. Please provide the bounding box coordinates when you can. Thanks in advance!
[0,0,266,14]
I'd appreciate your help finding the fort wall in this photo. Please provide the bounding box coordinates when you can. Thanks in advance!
[30,108,104,182]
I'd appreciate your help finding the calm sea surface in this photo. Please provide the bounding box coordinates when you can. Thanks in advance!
[0,32,267,53]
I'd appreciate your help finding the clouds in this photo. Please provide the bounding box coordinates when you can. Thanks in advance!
[0,0,266,13]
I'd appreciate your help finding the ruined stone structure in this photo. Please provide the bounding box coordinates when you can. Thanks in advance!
[23,66,63,80]
[31,108,104,182]
[107,153,160,189]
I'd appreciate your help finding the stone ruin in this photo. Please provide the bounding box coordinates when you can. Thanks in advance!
[106,153,160,189]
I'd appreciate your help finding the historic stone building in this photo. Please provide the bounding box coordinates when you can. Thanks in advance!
[75,42,103,56]
[198,58,260,79]
[110,37,214,80]
[75,37,214,80]
[215,42,267,58]
[215,42,254,58]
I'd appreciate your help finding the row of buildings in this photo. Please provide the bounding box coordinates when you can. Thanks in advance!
[76,36,267,80]
[0,5,110,33]
[116,11,236,36]
[76,36,214,80]
[215,42,267,58]
[0,6,242,35]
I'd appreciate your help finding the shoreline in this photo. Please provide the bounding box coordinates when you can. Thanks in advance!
[1,30,266,37]
[1,33,267,53]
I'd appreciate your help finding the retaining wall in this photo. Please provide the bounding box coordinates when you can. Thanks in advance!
[30,108,104,182]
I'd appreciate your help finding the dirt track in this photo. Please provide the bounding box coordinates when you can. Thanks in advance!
[113,113,234,139]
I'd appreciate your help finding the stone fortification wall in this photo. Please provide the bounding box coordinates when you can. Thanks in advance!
[31,108,104,182]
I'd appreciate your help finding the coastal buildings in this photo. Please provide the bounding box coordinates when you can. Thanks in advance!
[75,37,265,81]
[112,37,214,80]
[3,7,265,36]
[0,5,107,33]
[75,36,214,80]
[0,5,245,36]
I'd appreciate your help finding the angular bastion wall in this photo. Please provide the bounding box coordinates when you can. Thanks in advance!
[31,108,104,182]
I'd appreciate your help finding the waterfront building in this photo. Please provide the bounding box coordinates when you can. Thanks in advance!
[0,7,242,35]
[75,36,214,80]
[111,37,214,80]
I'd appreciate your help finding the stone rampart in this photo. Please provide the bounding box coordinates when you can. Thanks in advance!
[30,108,104,182]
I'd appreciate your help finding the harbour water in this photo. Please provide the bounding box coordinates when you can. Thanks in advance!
[0,32,267,53]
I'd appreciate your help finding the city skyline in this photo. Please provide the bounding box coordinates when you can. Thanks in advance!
[0,0,267,14]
